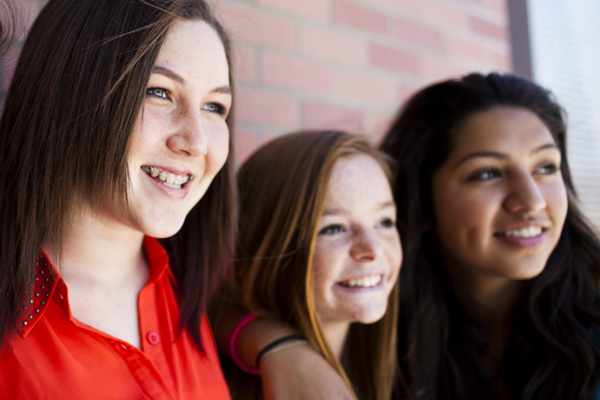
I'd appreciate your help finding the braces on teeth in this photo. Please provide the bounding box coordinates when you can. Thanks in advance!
[141,166,193,188]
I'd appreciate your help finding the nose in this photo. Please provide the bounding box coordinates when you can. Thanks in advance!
[166,110,208,156]
[349,229,377,261]
[503,171,547,214]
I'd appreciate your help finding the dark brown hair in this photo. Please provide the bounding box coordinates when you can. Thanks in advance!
[221,131,398,400]
[0,0,236,350]
[381,73,600,400]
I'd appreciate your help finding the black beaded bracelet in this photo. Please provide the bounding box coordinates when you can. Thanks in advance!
[255,334,307,368]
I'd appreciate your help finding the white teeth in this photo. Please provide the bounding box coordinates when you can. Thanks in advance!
[141,166,192,188]
[166,174,175,185]
[500,227,542,238]
[341,275,382,288]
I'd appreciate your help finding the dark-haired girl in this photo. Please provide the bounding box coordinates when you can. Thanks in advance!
[382,72,600,400]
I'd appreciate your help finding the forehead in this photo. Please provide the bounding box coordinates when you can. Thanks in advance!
[450,106,557,157]
[155,19,229,85]
[324,153,392,208]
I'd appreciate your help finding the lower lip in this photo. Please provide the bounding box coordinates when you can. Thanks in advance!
[144,172,190,199]
[495,232,546,248]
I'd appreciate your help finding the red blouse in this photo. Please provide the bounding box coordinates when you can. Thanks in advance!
[0,237,231,399]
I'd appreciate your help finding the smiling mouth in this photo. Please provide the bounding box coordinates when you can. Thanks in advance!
[494,227,545,238]
[338,275,383,288]
[141,165,193,189]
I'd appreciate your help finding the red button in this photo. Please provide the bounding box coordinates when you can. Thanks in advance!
[147,331,160,345]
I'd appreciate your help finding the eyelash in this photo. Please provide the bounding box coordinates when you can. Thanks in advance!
[318,224,344,236]
[146,87,228,117]
[536,162,560,175]
[467,162,561,182]
[378,218,395,229]
[203,102,227,116]
[318,218,395,236]
[147,87,169,99]
[467,168,501,181]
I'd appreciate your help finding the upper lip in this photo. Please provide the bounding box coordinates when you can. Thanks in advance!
[142,164,194,177]
[337,271,385,282]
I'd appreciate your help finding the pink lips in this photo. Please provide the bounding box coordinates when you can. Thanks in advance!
[495,232,546,248]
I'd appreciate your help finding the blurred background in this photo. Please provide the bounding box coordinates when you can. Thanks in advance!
[2,0,599,226]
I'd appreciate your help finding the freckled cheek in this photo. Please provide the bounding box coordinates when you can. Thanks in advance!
[205,126,230,171]
[385,234,402,278]
[312,244,342,293]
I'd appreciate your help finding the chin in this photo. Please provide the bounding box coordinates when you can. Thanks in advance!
[141,220,186,239]
[353,307,388,325]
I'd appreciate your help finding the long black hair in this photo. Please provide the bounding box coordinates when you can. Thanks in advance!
[381,72,600,399]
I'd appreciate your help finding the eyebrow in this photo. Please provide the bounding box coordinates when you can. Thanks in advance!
[455,143,559,167]
[321,200,395,216]
[152,66,184,83]
[151,66,232,95]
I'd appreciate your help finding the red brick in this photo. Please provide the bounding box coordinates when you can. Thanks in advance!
[365,111,393,142]
[365,0,423,15]
[232,45,256,83]
[423,0,466,31]
[300,25,367,67]
[260,52,331,94]
[233,129,257,165]
[332,0,388,35]
[256,0,329,21]
[489,0,509,15]
[447,36,493,63]
[369,43,420,75]
[389,17,444,51]
[235,86,297,127]
[302,101,364,133]
[333,70,398,107]
[258,132,280,146]
[214,3,295,50]
[421,56,466,82]
[399,84,420,103]
[492,51,512,70]
[452,0,486,5]
[469,16,508,41]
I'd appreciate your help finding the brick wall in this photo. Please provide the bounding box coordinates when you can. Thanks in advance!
[2,0,512,164]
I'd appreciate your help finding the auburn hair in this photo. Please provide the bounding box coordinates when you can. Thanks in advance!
[217,131,398,400]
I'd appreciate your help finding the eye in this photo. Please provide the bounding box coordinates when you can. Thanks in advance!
[467,168,501,182]
[203,102,227,116]
[318,224,345,236]
[146,87,169,99]
[535,162,560,175]
[377,218,395,229]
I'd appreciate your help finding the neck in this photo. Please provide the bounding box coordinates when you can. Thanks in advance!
[442,252,523,338]
[43,203,146,285]
[321,320,350,360]
[444,259,523,392]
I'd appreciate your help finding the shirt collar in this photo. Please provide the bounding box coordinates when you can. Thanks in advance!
[20,237,172,338]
